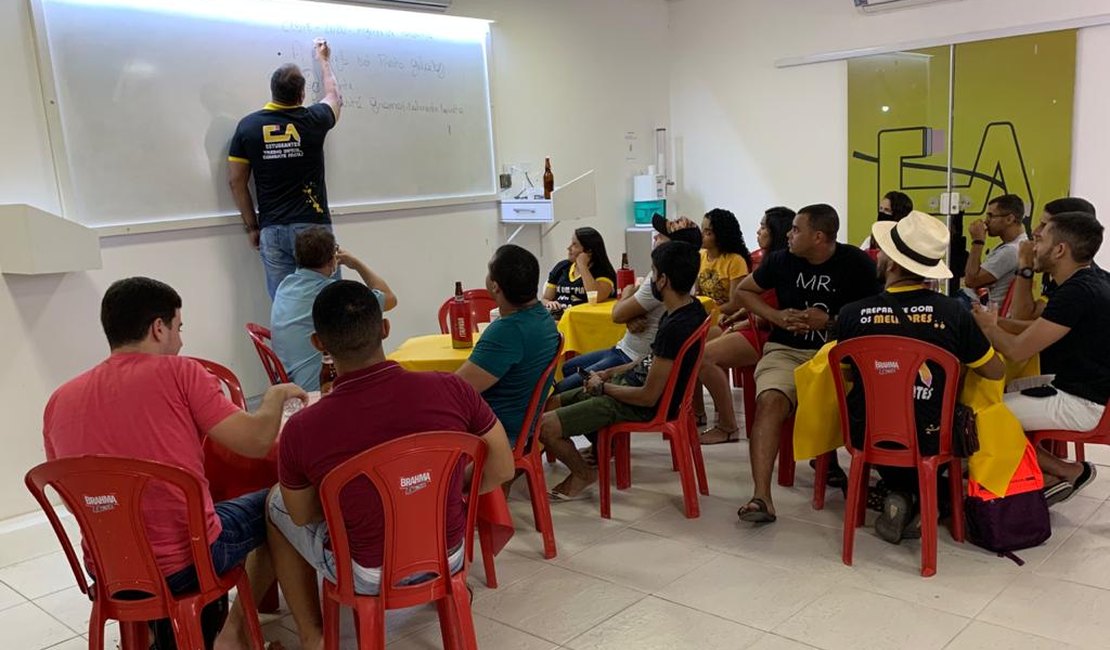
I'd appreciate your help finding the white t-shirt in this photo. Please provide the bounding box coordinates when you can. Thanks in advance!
[615,278,664,361]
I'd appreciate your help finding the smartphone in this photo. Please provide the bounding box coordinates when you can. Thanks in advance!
[577,367,591,380]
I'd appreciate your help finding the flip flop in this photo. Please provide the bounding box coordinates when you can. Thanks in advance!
[700,426,741,445]
[1044,479,1074,507]
[737,497,777,523]
[548,489,590,503]
[1061,462,1098,503]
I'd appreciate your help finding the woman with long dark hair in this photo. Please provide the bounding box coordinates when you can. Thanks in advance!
[542,227,617,312]
[697,208,752,317]
[698,206,794,444]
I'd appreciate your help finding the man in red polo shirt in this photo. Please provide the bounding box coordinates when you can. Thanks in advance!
[267,280,515,650]
[43,277,307,650]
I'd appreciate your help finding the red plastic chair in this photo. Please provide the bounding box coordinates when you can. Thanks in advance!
[829,336,966,577]
[437,289,499,334]
[1030,396,1110,466]
[191,357,281,613]
[598,317,712,519]
[25,456,266,650]
[189,358,279,503]
[507,334,565,560]
[319,432,485,650]
[245,322,290,384]
[471,335,564,588]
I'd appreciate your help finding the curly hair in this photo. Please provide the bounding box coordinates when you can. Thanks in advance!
[705,208,753,268]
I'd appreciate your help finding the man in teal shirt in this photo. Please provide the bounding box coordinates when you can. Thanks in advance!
[457,245,560,446]
[271,227,397,390]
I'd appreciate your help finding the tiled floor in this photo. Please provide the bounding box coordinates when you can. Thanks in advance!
[5,404,1110,649]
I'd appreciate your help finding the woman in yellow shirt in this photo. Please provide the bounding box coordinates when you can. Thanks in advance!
[693,208,753,425]
[697,208,752,314]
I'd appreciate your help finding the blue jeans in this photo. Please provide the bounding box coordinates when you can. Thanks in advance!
[147,489,269,650]
[555,347,632,393]
[259,223,338,299]
[164,488,270,594]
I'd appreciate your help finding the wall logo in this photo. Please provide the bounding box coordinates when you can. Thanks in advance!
[83,494,119,513]
[400,471,433,496]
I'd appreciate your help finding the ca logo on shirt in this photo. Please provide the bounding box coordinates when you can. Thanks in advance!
[262,124,301,144]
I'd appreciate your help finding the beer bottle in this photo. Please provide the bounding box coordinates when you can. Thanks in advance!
[543,157,554,199]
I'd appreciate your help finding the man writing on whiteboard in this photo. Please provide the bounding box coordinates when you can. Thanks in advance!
[228,38,343,299]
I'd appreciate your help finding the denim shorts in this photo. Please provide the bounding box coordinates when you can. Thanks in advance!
[163,489,269,594]
[267,488,463,595]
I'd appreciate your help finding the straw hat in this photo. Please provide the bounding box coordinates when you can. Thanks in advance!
[871,210,952,279]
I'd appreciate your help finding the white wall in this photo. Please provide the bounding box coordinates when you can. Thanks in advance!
[0,0,670,519]
[668,0,1110,243]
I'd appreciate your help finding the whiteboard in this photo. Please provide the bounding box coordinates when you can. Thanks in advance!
[32,0,497,230]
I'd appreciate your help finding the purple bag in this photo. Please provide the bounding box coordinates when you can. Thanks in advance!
[964,489,1051,565]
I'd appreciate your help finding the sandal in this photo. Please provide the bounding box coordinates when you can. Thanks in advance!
[737,497,777,524]
[1063,462,1098,503]
[700,425,740,445]
[1044,479,1073,507]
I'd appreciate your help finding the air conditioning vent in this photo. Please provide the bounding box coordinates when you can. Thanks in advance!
[854,0,960,14]
[340,0,451,13]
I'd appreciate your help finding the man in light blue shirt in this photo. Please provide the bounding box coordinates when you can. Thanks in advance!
[271,227,397,390]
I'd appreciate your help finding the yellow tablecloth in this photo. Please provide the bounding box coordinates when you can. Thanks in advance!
[388,334,478,372]
[791,342,1035,497]
[556,295,717,356]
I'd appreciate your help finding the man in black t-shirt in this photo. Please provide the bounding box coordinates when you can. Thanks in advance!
[734,204,880,523]
[539,242,707,500]
[974,212,1107,503]
[839,211,1004,543]
[1006,197,1097,324]
[229,38,343,299]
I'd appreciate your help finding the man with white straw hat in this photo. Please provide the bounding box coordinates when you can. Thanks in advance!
[838,211,1004,544]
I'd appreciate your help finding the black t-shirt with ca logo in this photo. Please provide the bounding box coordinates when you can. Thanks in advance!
[838,288,994,455]
[229,102,336,227]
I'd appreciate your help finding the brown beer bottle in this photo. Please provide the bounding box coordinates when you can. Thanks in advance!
[319,354,337,394]
[543,157,554,199]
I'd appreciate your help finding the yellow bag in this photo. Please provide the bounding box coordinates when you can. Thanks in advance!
[962,369,1030,498]
[792,341,842,460]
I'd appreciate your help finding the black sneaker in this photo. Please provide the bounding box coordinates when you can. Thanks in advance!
[875,492,913,545]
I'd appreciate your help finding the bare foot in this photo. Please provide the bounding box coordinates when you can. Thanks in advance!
[551,471,597,498]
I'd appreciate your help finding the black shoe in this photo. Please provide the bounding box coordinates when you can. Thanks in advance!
[875,492,913,545]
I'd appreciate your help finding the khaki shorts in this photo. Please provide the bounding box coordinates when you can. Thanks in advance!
[753,342,817,408]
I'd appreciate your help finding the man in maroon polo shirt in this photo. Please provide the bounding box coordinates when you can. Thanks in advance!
[266,280,515,650]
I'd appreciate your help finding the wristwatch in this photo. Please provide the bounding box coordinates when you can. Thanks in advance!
[1018,267,1034,279]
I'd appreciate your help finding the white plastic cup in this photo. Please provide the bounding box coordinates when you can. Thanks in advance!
[489,307,500,321]
[476,321,490,335]
[587,291,599,304]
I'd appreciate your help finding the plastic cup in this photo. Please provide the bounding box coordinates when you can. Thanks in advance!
[587,291,599,304]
